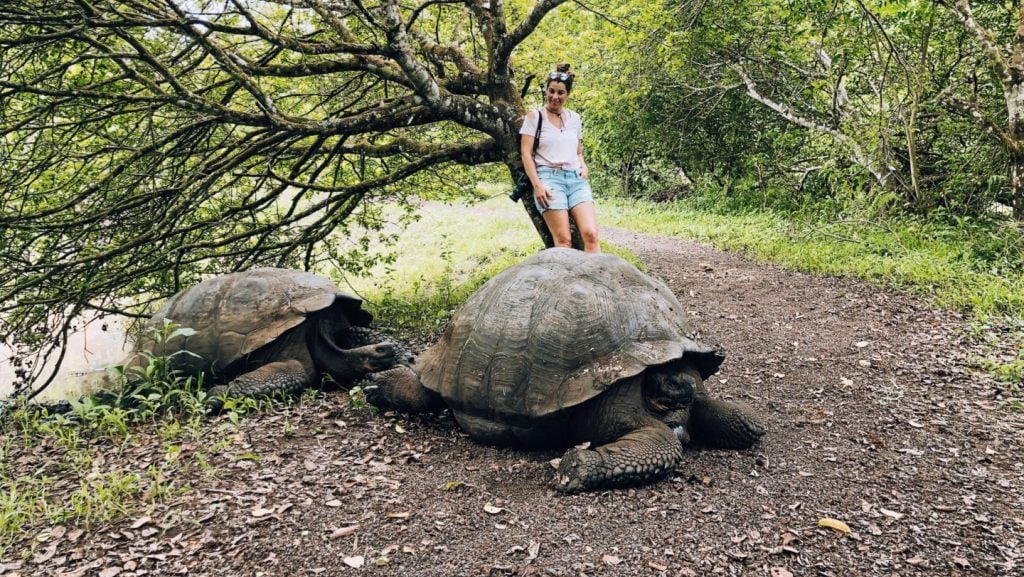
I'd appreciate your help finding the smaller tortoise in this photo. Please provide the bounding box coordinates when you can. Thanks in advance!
[367,248,765,493]
[128,268,409,404]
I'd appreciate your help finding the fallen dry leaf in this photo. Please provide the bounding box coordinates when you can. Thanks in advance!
[330,525,359,539]
[97,567,123,577]
[770,568,794,577]
[483,503,504,515]
[388,512,411,519]
[817,518,850,534]
[602,554,621,565]
[343,556,365,568]
[880,508,905,520]
[32,543,58,564]
[250,507,273,518]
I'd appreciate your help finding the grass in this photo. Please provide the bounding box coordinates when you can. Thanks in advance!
[600,198,1024,318]
[340,192,1023,337]
[0,323,250,557]
[341,193,543,340]
[598,196,1024,389]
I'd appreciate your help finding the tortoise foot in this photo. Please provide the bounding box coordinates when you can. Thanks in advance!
[555,449,604,494]
[689,398,765,449]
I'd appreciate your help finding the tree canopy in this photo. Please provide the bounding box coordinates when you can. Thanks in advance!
[582,1,1024,219]
[0,0,575,394]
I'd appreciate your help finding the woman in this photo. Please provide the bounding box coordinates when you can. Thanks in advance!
[519,63,600,253]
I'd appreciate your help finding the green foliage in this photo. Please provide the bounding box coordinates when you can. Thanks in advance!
[0,0,578,389]
[577,0,1017,221]
[346,196,543,342]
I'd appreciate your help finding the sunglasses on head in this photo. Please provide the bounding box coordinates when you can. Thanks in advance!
[547,72,571,82]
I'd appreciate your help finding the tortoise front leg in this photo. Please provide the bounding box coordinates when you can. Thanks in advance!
[555,423,683,494]
[361,367,444,413]
[687,397,765,449]
[207,359,312,410]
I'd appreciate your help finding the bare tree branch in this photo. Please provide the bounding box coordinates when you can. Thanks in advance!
[0,0,575,392]
[734,65,894,184]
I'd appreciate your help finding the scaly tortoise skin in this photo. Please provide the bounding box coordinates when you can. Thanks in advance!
[366,248,764,493]
[129,268,410,406]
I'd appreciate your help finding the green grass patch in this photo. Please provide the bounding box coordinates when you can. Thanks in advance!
[341,193,1023,391]
[344,194,645,341]
[344,195,541,341]
[601,198,1024,320]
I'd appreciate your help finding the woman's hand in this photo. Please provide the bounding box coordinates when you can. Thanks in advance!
[579,165,589,180]
[534,185,551,208]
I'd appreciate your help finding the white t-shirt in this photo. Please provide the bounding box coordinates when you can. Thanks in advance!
[519,108,584,170]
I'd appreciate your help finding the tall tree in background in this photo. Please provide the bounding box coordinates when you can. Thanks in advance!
[584,1,1018,219]
[938,0,1024,219]
[0,0,570,395]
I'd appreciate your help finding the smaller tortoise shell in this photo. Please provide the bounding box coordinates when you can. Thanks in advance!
[417,248,722,420]
[138,268,370,376]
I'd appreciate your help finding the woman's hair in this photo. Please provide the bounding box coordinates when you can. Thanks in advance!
[545,63,575,93]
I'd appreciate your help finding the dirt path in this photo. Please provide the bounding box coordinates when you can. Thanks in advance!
[4,228,1023,577]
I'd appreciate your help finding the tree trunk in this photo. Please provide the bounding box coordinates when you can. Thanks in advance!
[1011,1,1024,220]
[1013,153,1024,220]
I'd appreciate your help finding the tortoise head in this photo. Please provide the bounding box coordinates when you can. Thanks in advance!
[642,359,709,431]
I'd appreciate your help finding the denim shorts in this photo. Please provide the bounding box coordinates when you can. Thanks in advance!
[534,167,594,213]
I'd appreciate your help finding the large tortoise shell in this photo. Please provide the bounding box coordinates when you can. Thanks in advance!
[417,248,723,419]
[138,268,370,376]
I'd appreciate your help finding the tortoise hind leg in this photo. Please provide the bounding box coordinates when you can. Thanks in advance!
[555,422,683,494]
[207,359,313,410]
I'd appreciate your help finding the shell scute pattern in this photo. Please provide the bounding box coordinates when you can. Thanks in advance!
[141,268,349,377]
[418,249,716,422]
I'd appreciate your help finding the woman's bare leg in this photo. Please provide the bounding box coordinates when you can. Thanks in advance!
[542,210,573,247]
[569,202,600,253]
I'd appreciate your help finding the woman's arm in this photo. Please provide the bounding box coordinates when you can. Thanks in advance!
[577,139,588,180]
[521,111,550,208]
[576,112,588,179]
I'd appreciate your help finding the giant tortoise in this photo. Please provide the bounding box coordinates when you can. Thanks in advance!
[366,248,765,493]
[129,268,409,404]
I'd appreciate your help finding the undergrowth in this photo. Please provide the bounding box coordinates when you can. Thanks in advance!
[0,321,265,558]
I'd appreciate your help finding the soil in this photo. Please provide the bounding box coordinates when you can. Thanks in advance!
[3,227,1024,577]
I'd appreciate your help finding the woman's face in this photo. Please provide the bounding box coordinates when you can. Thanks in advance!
[545,81,570,112]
